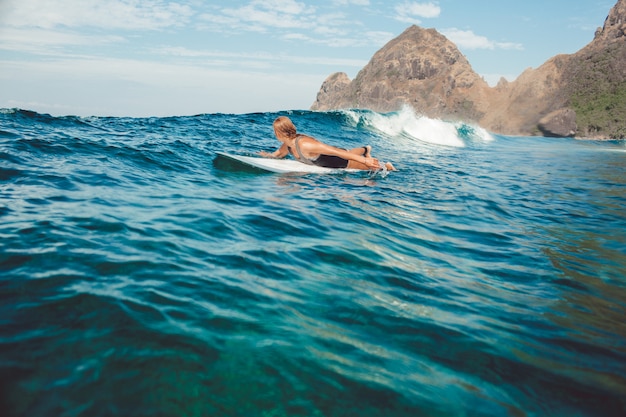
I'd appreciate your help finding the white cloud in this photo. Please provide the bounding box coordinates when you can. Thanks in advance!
[366,31,395,47]
[153,46,367,69]
[0,56,324,116]
[333,0,370,5]
[0,27,125,54]
[441,28,524,50]
[395,1,441,24]
[0,0,193,30]
[315,12,353,32]
[199,0,389,48]
[216,0,317,31]
[281,30,393,48]
[313,24,348,37]
[284,33,314,42]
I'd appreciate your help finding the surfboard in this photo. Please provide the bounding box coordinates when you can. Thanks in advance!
[215,152,362,174]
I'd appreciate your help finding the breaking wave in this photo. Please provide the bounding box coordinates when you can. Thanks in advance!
[340,106,494,147]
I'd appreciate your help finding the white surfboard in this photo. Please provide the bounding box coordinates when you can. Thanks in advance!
[216,152,362,174]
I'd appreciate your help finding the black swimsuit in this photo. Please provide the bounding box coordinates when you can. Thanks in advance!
[289,136,353,169]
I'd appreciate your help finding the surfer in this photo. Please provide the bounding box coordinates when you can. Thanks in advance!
[260,116,396,171]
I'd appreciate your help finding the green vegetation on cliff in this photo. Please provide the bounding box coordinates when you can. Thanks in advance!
[569,43,626,139]
[571,82,626,139]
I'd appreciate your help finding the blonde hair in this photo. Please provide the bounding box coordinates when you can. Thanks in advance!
[273,116,297,139]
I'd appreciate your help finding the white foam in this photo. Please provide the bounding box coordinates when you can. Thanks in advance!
[340,106,494,148]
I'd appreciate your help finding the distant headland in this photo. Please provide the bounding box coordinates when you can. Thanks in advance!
[311,0,626,139]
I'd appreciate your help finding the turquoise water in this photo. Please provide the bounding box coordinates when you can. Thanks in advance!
[1,107,625,416]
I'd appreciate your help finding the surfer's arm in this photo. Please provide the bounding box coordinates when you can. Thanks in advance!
[259,143,289,159]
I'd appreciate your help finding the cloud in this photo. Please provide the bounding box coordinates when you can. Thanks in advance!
[211,0,317,32]
[154,46,368,69]
[441,28,524,50]
[0,56,324,116]
[0,27,125,54]
[281,29,393,48]
[200,0,390,48]
[333,0,370,5]
[394,1,441,24]
[0,0,193,30]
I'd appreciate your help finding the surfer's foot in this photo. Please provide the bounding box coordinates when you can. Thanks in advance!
[385,162,396,171]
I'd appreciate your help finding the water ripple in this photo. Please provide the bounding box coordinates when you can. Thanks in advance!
[1,109,625,416]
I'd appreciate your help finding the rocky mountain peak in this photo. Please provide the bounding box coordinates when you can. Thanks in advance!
[311,1,626,139]
[595,0,626,42]
[311,25,492,121]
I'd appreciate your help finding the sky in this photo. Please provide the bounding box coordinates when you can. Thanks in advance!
[0,0,616,117]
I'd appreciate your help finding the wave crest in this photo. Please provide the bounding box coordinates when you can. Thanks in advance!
[339,106,494,147]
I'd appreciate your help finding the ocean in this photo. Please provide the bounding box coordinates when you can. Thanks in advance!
[1,107,625,417]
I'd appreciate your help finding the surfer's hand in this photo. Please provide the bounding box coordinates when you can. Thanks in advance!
[259,151,273,158]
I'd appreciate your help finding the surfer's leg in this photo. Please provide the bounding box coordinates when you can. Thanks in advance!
[345,146,395,170]
[348,145,371,157]
[346,160,370,170]
[346,145,395,171]
[347,160,396,171]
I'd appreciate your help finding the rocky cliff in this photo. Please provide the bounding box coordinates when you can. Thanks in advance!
[311,0,626,139]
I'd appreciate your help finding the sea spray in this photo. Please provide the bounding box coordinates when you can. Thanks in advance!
[339,106,494,148]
